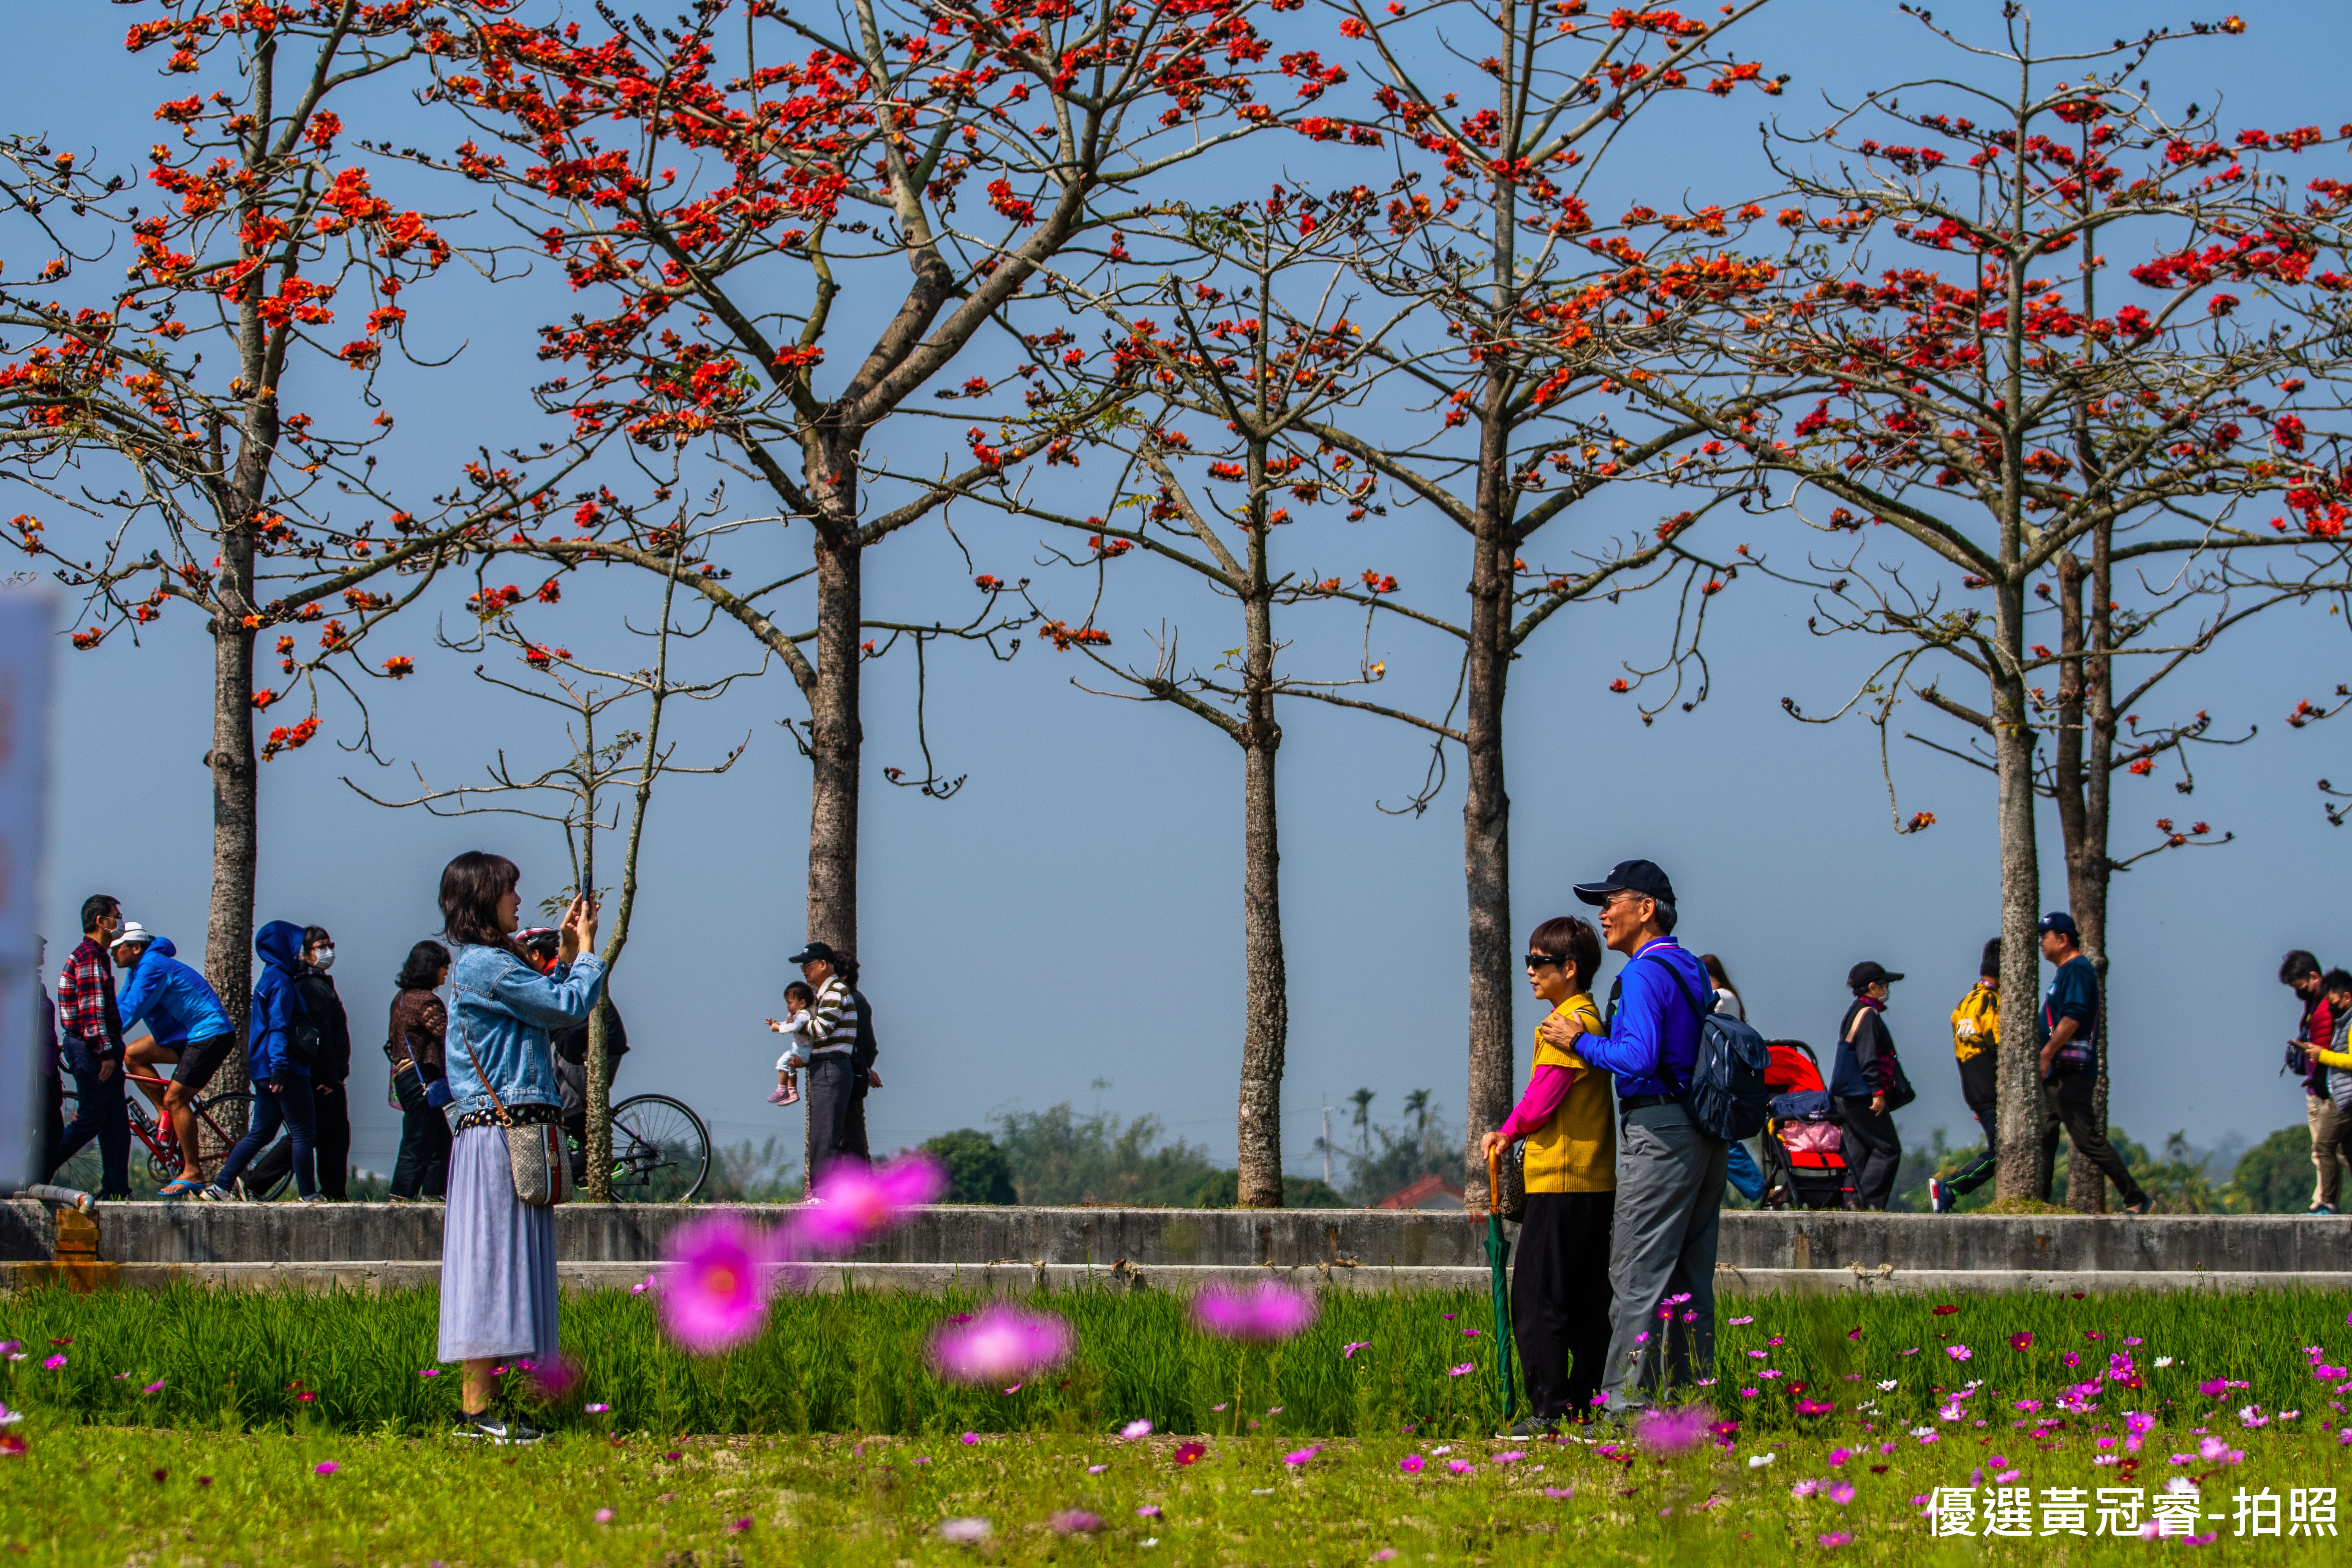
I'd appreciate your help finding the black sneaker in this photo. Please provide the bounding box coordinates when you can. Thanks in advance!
[1495,1414,1557,1439]
[453,1412,546,1445]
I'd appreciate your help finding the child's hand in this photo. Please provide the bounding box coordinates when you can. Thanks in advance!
[765,1018,785,1032]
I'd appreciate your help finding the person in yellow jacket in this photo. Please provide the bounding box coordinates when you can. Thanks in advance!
[1481,915,1614,1434]
[1929,939,2001,1214]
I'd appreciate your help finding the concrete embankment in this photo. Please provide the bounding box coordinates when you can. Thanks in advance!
[4,1200,2348,1295]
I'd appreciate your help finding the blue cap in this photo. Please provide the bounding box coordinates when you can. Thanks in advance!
[2039,911,2079,939]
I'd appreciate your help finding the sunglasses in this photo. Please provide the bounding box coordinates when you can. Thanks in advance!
[1524,953,1564,969]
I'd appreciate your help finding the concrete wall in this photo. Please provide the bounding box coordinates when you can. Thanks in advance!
[8,1200,2351,1279]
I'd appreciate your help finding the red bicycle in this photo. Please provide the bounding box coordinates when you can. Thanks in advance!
[55,1070,262,1194]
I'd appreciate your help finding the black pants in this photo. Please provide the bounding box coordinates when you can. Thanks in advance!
[250,1079,347,1198]
[1834,1097,1902,1211]
[1945,1104,2000,1197]
[219,1076,318,1198]
[53,1054,131,1196]
[804,1055,858,1190]
[389,1068,451,1199]
[2039,1070,2146,1207]
[840,1064,873,1163]
[1511,1190,1615,1421]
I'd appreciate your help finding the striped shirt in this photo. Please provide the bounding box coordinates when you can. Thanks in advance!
[806,975,858,1054]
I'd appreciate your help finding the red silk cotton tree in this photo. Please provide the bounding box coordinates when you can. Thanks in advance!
[1619,11,2352,1201]
[424,0,1314,956]
[1255,0,1783,1201]
[964,186,1402,1206]
[0,2,573,1047]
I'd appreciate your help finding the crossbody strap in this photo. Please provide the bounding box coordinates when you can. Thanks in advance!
[1631,950,1709,1098]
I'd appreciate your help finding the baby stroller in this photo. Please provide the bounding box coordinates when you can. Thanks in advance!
[1755,1040,1858,1211]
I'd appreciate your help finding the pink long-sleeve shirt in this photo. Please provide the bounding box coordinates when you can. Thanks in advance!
[1495,1062,1577,1143]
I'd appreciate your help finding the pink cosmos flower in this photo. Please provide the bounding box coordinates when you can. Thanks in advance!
[790,1153,947,1253]
[41,1356,64,1371]
[594,1509,615,1524]
[2197,1377,2227,1398]
[726,1517,752,1535]
[1446,1460,1474,1475]
[1283,1446,1320,1467]
[1087,1464,1108,1474]
[1173,1442,1206,1466]
[1189,1280,1318,1342]
[1136,1505,1162,1519]
[142,1381,165,1395]
[959,1432,980,1445]
[417,1368,441,1378]
[314,1462,339,1477]
[1120,1419,1153,1440]
[1945,1345,1972,1362]
[1544,1486,1575,1500]
[1818,1532,1853,1549]
[1343,1341,1372,1359]
[1827,1481,1856,1504]
[2007,1331,2032,1351]
[1399,1454,1425,1474]
[527,1356,580,1399]
[929,1304,1075,1386]
[1635,1406,1710,1456]
[585,1402,610,1414]
[657,1214,773,1353]
[1827,1447,1850,1467]
[1446,1362,1475,1377]
[938,1518,991,1544]
[1049,1511,1102,1535]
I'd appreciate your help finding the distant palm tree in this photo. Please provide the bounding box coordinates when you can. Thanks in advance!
[1349,1087,1376,1156]
[1403,1089,1431,1140]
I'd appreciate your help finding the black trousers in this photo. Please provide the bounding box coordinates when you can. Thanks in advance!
[804,1055,858,1190]
[2038,1070,2146,1207]
[390,1068,451,1199]
[1834,1097,1902,1211]
[53,1054,131,1196]
[1944,1104,2000,1197]
[245,1079,340,1198]
[1510,1190,1615,1421]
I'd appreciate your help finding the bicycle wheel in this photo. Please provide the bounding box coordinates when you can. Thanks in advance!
[605,1094,710,1202]
[190,1088,262,1189]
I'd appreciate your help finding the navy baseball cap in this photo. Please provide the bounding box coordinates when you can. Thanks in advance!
[1572,859,1676,908]
[789,940,843,966]
[2039,911,2079,939]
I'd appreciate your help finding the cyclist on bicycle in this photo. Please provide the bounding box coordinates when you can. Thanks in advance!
[111,924,237,1197]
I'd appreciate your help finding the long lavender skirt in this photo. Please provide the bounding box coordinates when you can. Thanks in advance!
[437,1125,559,1364]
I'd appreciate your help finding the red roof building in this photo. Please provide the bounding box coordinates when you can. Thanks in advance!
[1375,1173,1466,1211]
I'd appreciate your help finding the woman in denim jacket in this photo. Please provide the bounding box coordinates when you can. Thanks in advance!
[435,850,604,1445]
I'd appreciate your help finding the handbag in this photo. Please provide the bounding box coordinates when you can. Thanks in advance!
[452,980,572,1209]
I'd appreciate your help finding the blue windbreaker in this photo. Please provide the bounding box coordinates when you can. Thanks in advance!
[1575,938,1711,1100]
[248,920,310,1081]
[114,936,232,1050]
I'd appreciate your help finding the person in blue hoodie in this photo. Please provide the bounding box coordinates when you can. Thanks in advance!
[109,924,237,1197]
[203,920,319,1202]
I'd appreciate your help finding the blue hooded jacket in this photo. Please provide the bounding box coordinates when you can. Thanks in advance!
[249,920,311,1081]
[115,936,232,1051]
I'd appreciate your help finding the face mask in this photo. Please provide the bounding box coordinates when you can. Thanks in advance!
[312,947,335,972]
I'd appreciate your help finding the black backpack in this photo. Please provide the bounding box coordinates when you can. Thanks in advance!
[1638,953,1774,1143]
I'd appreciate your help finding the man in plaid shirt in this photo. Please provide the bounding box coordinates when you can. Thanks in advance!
[49,893,131,1197]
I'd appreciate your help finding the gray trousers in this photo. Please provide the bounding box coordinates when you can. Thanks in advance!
[805,1054,858,1190]
[1601,1103,1728,1405]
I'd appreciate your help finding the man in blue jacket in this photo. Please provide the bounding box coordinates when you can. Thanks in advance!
[111,924,237,1197]
[1541,859,1722,1417]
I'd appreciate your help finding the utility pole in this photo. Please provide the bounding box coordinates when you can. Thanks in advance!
[1321,1099,1332,1185]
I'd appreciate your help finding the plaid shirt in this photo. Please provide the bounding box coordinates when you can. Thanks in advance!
[56,935,123,1059]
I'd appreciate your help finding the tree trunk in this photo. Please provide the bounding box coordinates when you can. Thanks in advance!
[2065,527,2118,1211]
[585,999,614,1200]
[1460,527,1514,1210]
[204,532,259,1129]
[806,435,862,953]
[1989,578,2047,1203]
[1236,722,1287,1207]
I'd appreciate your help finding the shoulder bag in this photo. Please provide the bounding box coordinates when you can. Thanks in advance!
[451,972,571,1209]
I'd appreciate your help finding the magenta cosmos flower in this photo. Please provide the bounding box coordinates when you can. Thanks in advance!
[792,1153,948,1253]
[1634,1406,1710,1456]
[1190,1280,1318,1342]
[929,1304,1075,1386]
[657,1213,775,1353]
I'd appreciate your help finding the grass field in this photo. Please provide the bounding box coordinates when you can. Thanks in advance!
[2,1421,2347,1564]
[3,1281,2350,1438]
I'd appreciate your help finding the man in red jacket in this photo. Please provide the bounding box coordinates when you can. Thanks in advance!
[2282,950,2349,1214]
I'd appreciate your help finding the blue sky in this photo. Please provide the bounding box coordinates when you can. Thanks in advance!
[13,1,2352,1184]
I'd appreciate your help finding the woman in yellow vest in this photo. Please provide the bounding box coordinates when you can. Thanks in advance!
[1481,915,1614,1434]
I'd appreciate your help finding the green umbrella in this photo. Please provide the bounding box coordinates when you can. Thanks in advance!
[1484,1146,1516,1424]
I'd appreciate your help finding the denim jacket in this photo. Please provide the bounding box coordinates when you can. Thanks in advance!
[442,943,606,1120]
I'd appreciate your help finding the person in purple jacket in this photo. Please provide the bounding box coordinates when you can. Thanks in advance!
[1540,858,1722,1418]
